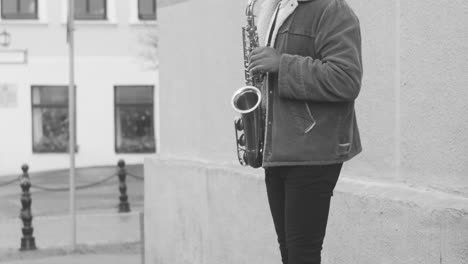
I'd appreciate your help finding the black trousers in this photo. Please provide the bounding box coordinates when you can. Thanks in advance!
[265,164,343,264]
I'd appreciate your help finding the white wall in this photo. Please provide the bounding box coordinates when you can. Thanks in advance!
[156,0,468,197]
[0,57,158,175]
[344,0,468,198]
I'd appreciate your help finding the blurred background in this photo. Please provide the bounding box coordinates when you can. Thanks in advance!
[0,0,156,263]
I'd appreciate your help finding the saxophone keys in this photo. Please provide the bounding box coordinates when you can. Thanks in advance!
[235,118,244,131]
[238,134,246,147]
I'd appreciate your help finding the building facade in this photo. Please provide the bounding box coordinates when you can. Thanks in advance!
[0,0,158,176]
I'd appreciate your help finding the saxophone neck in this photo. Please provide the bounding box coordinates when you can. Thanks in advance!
[246,0,259,17]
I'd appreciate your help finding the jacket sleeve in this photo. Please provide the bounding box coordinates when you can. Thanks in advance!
[277,0,363,102]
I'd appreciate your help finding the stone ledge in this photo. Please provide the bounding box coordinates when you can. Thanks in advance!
[144,157,468,264]
[146,157,468,213]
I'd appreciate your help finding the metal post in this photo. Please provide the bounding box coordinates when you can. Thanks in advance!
[140,211,145,264]
[67,0,77,251]
[394,0,401,179]
[118,160,131,213]
[19,164,37,251]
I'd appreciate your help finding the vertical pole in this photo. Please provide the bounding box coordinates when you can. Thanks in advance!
[140,211,145,264]
[67,0,77,251]
[394,0,401,179]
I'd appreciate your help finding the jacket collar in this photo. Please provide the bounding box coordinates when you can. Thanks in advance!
[257,0,281,46]
[267,0,299,46]
[257,0,313,45]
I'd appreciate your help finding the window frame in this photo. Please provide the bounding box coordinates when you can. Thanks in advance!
[137,0,156,21]
[31,85,77,154]
[114,85,156,154]
[60,0,116,25]
[0,0,38,20]
[74,0,107,20]
[128,0,156,25]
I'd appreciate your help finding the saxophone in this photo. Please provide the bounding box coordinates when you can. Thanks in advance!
[231,0,265,168]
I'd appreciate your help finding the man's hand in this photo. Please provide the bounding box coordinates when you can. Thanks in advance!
[248,47,281,74]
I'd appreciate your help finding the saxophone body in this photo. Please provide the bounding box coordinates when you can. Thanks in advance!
[231,0,265,168]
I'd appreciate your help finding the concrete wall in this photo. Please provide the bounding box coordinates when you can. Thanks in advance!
[145,159,468,264]
[0,0,158,175]
[156,0,243,163]
[399,0,468,195]
[145,0,468,263]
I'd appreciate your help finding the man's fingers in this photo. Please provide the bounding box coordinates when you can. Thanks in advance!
[250,54,261,64]
[247,58,264,71]
[250,65,265,74]
[248,59,268,74]
[248,47,267,61]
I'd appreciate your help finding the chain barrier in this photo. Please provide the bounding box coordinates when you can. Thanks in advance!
[10,160,142,250]
[30,173,117,192]
[0,177,19,188]
[1,162,143,191]
[126,171,144,181]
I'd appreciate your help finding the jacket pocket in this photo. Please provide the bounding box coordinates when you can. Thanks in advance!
[288,101,316,134]
[304,102,316,133]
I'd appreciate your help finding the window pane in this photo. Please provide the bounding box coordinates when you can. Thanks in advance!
[138,0,156,20]
[74,0,87,17]
[32,107,69,153]
[75,0,106,20]
[31,85,76,153]
[115,85,155,153]
[116,86,153,104]
[20,0,36,14]
[1,0,17,15]
[89,0,105,16]
[1,0,37,19]
[115,106,155,153]
[32,86,68,105]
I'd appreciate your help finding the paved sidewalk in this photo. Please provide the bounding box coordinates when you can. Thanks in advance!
[0,166,145,263]
[0,212,142,249]
[0,242,142,264]
[1,253,140,264]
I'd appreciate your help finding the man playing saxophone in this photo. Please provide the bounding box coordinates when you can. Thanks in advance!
[247,0,363,263]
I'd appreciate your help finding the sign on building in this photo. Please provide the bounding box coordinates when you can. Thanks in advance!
[0,83,18,108]
[0,50,28,64]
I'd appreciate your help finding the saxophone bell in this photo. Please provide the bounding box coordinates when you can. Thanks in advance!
[232,86,263,168]
[232,86,262,115]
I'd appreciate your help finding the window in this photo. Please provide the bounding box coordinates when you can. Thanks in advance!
[1,0,37,19]
[74,0,106,20]
[31,86,75,153]
[115,86,155,153]
[138,0,156,20]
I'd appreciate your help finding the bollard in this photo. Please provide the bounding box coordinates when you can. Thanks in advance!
[19,164,37,251]
[117,159,131,213]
